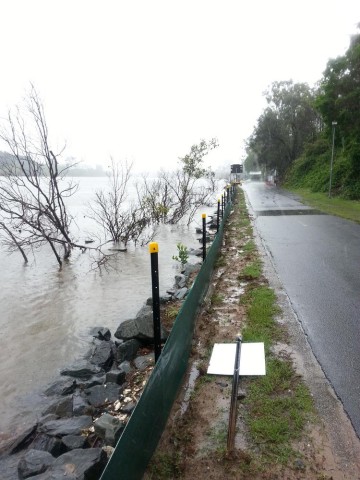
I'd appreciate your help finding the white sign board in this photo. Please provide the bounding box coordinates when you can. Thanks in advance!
[207,342,266,376]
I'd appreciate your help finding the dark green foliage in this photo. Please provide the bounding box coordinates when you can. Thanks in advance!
[286,138,360,199]
[248,25,360,198]
[247,81,320,178]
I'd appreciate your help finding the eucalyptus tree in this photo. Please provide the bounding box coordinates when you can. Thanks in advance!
[249,81,319,178]
[316,27,360,158]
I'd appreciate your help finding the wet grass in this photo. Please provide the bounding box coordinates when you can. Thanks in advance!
[241,286,282,351]
[215,254,227,268]
[240,282,314,466]
[242,240,256,253]
[236,187,315,468]
[210,292,225,306]
[146,452,181,479]
[238,259,262,280]
[245,360,314,463]
[286,187,360,224]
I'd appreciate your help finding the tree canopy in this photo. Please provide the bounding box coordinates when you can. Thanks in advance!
[248,80,319,178]
[246,25,360,198]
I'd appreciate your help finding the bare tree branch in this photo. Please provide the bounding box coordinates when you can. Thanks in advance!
[0,86,89,268]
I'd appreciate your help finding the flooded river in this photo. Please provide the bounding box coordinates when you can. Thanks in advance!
[0,176,213,443]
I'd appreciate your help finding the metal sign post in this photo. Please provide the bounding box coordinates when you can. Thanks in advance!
[207,340,266,454]
[227,336,242,452]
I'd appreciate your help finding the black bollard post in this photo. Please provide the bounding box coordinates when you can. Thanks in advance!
[149,242,161,363]
[216,199,220,233]
[226,185,230,204]
[221,194,224,217]
[202,213,207,262]
[227,335,242,453]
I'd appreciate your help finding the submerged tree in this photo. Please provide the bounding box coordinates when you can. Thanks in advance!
[137,138,219,225]
[0,87,81,267]
[0,87,112,268]
[88,159,154,247]
[0,89,220,267]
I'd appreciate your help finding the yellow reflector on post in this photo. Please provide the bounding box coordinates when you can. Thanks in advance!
[149,242,159,253]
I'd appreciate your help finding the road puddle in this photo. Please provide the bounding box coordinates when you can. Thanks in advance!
[255,209,326,216]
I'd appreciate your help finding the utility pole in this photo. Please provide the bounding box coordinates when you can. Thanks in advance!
[329,121,337,198]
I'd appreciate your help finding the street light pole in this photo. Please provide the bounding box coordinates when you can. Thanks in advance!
[329,121,337,198]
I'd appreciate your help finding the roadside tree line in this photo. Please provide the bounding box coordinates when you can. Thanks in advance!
[0,86,219,268]
[246,24,360,198]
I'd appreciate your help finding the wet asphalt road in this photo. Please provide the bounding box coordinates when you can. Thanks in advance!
[242,181,360,437]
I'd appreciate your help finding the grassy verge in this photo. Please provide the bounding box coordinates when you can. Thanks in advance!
[286,187,360,223]
[237,190,315,471]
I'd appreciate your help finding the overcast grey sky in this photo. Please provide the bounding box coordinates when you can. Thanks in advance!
[0,0,359,172]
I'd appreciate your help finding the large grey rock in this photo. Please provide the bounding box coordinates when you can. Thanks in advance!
[105,368,126,385]
[81,374,106,389]
[89,327,111,341]
[115,339,141,363]
[174,287,188,300]
[89,339,114,371]
[94,413,125,446]
[30,434,64,457]
[188,248,203,257]
[42,395,73,418]
[183,262,201,277]
[119,361,132,374]
[146,294,172,306]
[85,383,122,407]
[115,305,169,343]
[73,394,92,416]
[120,401,136,414]
[7,424,37,454]
[62,435,88,451]
[18,449,54,479]
[60,361,102,380]
[39,416,93,437]
[114,319,138,340]
[29,448,107,480]
[174,273,186,288]
[0,452,22,480]
[43,379,77,397]
[134,353,155,371]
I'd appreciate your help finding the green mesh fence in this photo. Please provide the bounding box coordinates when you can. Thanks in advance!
[100,201,233,480]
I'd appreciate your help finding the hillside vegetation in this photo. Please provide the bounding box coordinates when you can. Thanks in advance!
[246,24,360,199]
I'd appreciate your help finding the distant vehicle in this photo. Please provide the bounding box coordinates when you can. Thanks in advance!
[249,171,262,181]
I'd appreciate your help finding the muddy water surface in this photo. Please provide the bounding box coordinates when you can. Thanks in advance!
[0,176,210,443]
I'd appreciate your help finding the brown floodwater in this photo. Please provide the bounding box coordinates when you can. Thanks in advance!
[0,176,214,444]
